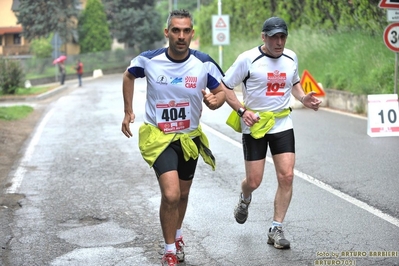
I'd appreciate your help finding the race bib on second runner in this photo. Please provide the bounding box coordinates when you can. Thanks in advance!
[156,99,191,133]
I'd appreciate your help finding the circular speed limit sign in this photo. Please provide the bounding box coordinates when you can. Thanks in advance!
[384,23,399,52]
[217,33,225,42]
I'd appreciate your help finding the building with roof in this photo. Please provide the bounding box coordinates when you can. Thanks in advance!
[0,0,88,57]
[0,0,29,56]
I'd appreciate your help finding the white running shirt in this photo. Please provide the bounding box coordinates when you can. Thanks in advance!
[222,46,300,134]
[127,48,224,134]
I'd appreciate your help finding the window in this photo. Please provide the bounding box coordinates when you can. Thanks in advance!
[14,34,21,45]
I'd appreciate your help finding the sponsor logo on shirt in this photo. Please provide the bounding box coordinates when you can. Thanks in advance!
[268,70,286,81]
[157,75,168,85]
[171,77,183,84]
[185,76,197,89]
[266,70,286,96]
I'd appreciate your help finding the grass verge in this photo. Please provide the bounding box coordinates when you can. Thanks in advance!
[0,105,34,121]
[0,85,58,97]
[200,29,394,95]
[0,85,57,121]
[15,86,50,96]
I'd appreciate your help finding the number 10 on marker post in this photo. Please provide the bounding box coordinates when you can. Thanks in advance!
[367,94,399,137]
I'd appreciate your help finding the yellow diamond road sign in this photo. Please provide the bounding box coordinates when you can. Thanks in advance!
[300,70,325,97]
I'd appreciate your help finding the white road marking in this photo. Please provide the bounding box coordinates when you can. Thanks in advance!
[6,105,398,228]
[6,109,55,194]
[201,123,399,228]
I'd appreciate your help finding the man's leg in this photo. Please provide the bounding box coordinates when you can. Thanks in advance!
[242,159,266,198]
[234,134,268,224]
[267,152,294,249]
[233,159,266,224]
[158,170,181,247]
[272,152,295,223]
[176,179,192,230]
[155,138,198,264]
[174,179,192,262]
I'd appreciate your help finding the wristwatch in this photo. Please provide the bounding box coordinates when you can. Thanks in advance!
[237,107,247,117]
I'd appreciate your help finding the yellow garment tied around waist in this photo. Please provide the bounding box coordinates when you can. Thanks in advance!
[138,123,216,170]
[226,108,291,139]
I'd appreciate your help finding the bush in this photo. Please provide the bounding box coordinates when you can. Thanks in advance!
[114,48,126,62]
[30,38,53,58]
[0,58,25,95]
[30,37,53,74]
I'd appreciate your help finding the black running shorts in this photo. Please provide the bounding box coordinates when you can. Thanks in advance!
[242,129,295,161]
[153,137,200,181]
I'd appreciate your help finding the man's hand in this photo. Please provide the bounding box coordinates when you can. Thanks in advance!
[202,89,219,110]
[303,91,322,111]
[242,111,260,127]
[121,113,135,138]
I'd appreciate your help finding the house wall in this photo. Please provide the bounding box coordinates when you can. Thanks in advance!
[0,0,121,56]
[4,35,13,45]
[0,0,18,26]
[0,0,28,56]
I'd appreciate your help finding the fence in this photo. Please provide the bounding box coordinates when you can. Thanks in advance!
[18,47,137,83]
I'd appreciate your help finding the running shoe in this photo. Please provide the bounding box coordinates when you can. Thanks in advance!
[267,226,290,249]
[234,193,251,224]
[175,237,185,262]
[161,252,179,266]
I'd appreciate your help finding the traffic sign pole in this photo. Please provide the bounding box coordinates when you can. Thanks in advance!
[378,1,399,134]
[395,53,398,94]
[380,1,399,95]
[383,23,399,94]
[212,0,230,69]
[218,0,222,68]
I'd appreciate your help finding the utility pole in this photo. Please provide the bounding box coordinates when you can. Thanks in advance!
[218,0,222,68]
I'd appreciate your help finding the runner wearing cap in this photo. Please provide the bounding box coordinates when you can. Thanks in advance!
[221,16,322,249]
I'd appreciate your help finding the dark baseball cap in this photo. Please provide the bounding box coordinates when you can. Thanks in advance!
[262,17,288,36]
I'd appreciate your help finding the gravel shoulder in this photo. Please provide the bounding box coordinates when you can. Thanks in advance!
[0,84,73,197]
[0,107,44,190]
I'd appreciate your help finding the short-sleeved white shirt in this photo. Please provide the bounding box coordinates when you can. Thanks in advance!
[127,48,224,134]
[222,46,300,134]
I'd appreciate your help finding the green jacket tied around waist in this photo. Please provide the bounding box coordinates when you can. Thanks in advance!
[226,108,291,139]
[138,123,216,170]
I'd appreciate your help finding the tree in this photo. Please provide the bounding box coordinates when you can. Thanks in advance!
[104,0,163,50]
[78,0,112,53]
[14,0,79,44]
[30,36,53,74]
[30,37,53,58]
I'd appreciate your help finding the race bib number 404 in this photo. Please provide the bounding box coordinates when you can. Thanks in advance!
[156,99,191,133]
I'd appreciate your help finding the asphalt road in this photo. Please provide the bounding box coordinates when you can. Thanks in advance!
[1,74,398,266]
